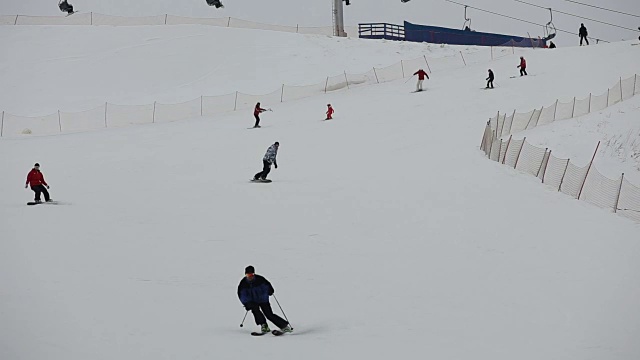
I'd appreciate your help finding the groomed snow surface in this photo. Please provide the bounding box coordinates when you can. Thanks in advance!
[1,25,640,360]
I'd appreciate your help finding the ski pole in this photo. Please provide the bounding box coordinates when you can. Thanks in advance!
[404,75,414,84]
[273,295,292,329]
[240,310,248,327]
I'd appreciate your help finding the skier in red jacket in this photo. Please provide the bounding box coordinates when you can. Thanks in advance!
[517,57,527,76]
[25,163,51,203]
[413,69,429,92]
[325,104,334,120]
[253,102,267,128]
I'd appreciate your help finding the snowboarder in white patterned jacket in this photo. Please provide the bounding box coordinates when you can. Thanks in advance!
[253,142,279,181]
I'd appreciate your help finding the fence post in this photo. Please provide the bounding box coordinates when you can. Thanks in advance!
[480,123,488,149]
[227,17,231,27]
[536,148,549,178]
[552,100,558,121]
[58,110,62,133]
[490,46,493,61]
[577,141,601,200]
[324,77,329,93]
[104,102,107,128]
[540,150,551,182]
[524,108,537,130]
[91,12,93,25]
[280,84,284,102]
[501,135,512,164]
[14,15,18,25]
[505,110,516,135]
[459,51,466,66]
[400,60,405,78]
[373,67,379,84]
[606,89,609,107]
[571,97,576,118]
[619,77,623,102]
[165,14,168,25]
[200,96,203,116]
[634,75,638,96]
[296,24,299,33]
[0,111,4,137]
[423,55,431,73]
[344,72,349,89]
[613,173,624,213]
[513,137,526,169]
[152,101,156,123]
[558,159,570,192]
[233,91,238,111]
[588,93,592,113]
[495,140,503,163]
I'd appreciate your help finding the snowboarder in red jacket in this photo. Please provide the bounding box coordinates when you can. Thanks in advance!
[325,104,334,120]
[25,163,51,203]
[253,103,267,128]
[517,57,527,76]
[413,69,429,92]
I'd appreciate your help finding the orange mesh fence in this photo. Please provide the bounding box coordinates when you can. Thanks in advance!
[580,168,621,209]
[617,179,640,222]
[515,142,546,176]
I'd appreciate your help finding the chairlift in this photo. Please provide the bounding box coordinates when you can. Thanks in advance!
[462,6,472,31]
[206,0,224,9]
[544,7,557,40]
[58,0,74,14]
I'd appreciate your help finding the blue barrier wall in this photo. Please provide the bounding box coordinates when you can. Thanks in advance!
[403,21,546,47]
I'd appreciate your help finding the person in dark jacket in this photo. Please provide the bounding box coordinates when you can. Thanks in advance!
[25,163,52,203]
[579,23,589,46]
[549,41,556,48]
[58,0,74,15]
[486,69,494,89]
[253,142,279,181]
[238,266,292,334]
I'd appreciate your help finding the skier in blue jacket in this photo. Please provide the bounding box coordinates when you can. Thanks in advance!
[238,265,292,334]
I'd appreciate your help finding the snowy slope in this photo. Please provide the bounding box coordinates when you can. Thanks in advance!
[1,25,640,360]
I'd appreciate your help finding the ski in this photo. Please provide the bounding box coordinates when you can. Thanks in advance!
[251,331,269,336]
[250,179,272,183]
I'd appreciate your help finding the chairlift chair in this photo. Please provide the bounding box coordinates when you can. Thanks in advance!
[462,5,471,31]
[544,7,557,40]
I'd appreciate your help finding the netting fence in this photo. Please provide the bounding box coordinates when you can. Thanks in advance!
[1,45,527,137]
[480,74,640,222]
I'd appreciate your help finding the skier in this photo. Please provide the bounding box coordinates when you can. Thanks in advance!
[206,0,224,8]
[58,0,74,15]
[25,163,52,203]
[253,102,267,128]
[579,23,589,46]
[517,56,527,76]
[549,41,556,49]
[325,104,334,120]
[238,265,292,334]
[413,69,429,92]
[486,69,494,89]
[253,142,279,181]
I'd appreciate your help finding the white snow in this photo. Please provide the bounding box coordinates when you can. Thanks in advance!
[1,23,640,360]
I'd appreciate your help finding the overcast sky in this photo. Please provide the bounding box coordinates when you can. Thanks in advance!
[3,0,639,46]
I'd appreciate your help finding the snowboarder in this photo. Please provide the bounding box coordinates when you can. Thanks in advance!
[253,142,279,181]
[25,163,52,203]
[325,104,334,120]
[549,41,556,48]
[579,23,589,46]
[58,0,74,15]
[413,69,429,92]
[206,0,224,8]
[517,56,527,76]
[238,266,292,334]
[486,69,494,89]
[253,102,267,128]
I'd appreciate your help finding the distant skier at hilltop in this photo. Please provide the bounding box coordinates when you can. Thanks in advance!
[579,23,589,46]
[58,0,74,15]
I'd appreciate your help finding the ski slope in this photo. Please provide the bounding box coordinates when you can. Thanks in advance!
[1,24,640,360]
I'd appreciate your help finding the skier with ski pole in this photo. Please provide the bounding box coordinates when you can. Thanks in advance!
[237,265,292,335]
[412,69,429,92]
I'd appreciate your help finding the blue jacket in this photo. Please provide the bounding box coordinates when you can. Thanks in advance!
[237,274,274,305]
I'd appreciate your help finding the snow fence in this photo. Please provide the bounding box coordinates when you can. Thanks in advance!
[480,74,640,223]
[1,46,526,137]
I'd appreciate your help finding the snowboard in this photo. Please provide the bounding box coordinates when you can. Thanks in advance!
[411,89,424,93]
[27,200,59,206]
[250,179,272,183]
[65,11,77,17]
[482,87,495,90]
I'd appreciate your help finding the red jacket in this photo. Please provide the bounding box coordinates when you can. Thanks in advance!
[26,169,47,187]
[326,106,334,117]
[254,106,266,116]
[519,58,526,68]
[414,70,429,80]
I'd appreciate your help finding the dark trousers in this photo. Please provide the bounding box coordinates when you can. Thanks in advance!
[486,79,494,88]
[31,185,50,201]
[520,68,527,76]
[254,114,260,127]
[254,160,271,180]
[580,36,589,45]
[248,303,288,328]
